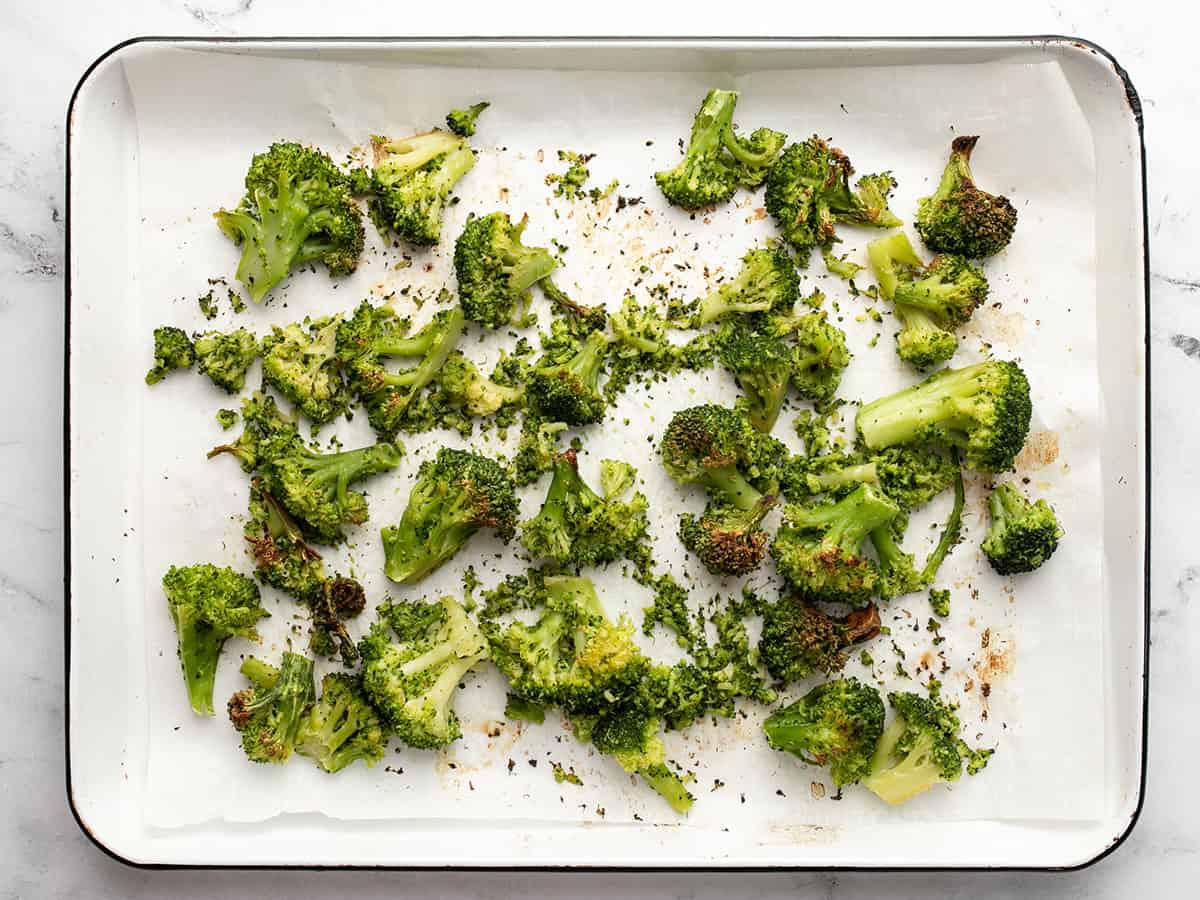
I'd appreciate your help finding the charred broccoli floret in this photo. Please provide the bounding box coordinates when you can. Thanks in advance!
[367,130,477,246]
[855,360,1032,474]
[526,330,609,426]
[162,563,268,716]
[606,297,719,397]
[678,494,777,576]
[297,673,388,773]
[381,448,519,584]
[764,677,885,786]
[509,418,568,486]
[758,597,881,684]
[261,316,349,423]
[194,328,258,394]
[660,404,779,509]
[227,652,316,764]
[915,136,1017,259]
[454,212,558,328]
[359,596,489,749]
[769,310,851,402]
[146,326,195,385]
[446,101,490,137]
[690,244,799,327]
[654,89,785,210]
[981,482,1063,575]
[438,351,525,416]
[214,142,364,301]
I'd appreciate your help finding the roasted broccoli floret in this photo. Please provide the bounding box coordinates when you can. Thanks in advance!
[981,482,1063,575]
[337,302,466,437]
[214,142,364,301]
[526,330,609,426]
[146,326,195,385]
[227,652,316,764]
[540,278,609,333]
[660,404,779,509]
[863,690,993,805]
[782,445,958,514]
[915,136,1017,259]
[718,326,794,432]
[438,351,524,416]
[381,448,519,584]
[764,677,885,787]
[654,89,785,210]
[521,449,649,567]
[359,596,488,749]
[765,136,900,261]
[446,101,490,137]
[770,485,899,605]
[261,316,349,423]
[297,673,388,773]
[162,563,268,716]
[768,309,851,403]
[691,244,799,327]
[368,130,477,246]
[678,494,777,576]
[758,597,880,684]
[823,251,864,280]
[194,328,258,394]
[207,390,296,473]
[855,360,1032,474]
[606,297,719,397]
[454,212,558,328]
[546,150,595,200]
[509,418,568,486]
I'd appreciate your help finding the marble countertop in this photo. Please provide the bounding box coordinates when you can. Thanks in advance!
[3,0,1193,896]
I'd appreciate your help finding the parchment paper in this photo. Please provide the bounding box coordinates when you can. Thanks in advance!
[120,47,1104,830]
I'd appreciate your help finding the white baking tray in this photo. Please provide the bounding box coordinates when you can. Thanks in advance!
[65,37,1148,870]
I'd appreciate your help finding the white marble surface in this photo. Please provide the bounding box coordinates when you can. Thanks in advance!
[2,0,1194,895]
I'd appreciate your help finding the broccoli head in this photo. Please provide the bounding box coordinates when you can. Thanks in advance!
[654,89,785,210]
[718,326,794,432]
[227,652,316,764]
[162,563,268,716]
[214,142,364,301]
[660,405,779,509]
[981,482,1063,575]
[863,690,993,805]
[297,672,389,773]
[509,417,568,486]
[259,316,349,424]
[446,101,490,137]
[782,445,958,514]
[770,484,900,605]
[758,596,881,684]
[145,326,195,385]
[764,677,885,786]
[915,136,1017,259]
[359,596,488,749]
[194,328,258,394]
[691,244,799,327]
[855,360,1032,474]
[368,130,477,246]
[678,494,777,576]
[381,448,519,584]
[454,212,558,328]
[437,351,525,417]
[526,330,609,426]
[770,309,851,403]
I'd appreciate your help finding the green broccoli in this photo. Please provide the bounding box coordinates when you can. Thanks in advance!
[764,677,885,787]
[359,596,489,749]
[717,326,794,432]
[454,212,558,328]
[145,326,195,385]
[368,130,477,246]
[526,330,609,426]
[437,351,525,417]
[446,101,490,137]
[781,445,958,514]
[521,449,649,567]
[915,136,1017,259]
[540,278,609,334]
[546,150,594,200]
[758,597,881,684]
[297,673,389,773]
[823,251,864,280]
[381,448,519,584]
[216,408,239,430]
[929,588,951,618]
[678,494,777,576]
[654,89,785,210]
[162,563,268,716]
[261,316,349,424]
[770,309,851,403]
[863,690,993,805]
[606,297,719,398]
[855,360,1032,473]
[690,244,799,327]
[206,390,296,473]
[214,142,364,301]
[193,328,258,393]
[770,484,900,606]
[509,418,568,486]
[227,652,316,764]
[660,404,780,509]
[981,482,1063,574]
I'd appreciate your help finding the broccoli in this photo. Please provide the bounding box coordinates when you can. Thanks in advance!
[145,326,195,385]
[454,212,558,328]
[162,563,268,716]
[216,408,239,430]
[717,326,793,432]
[929,588,951,618]
[260,316,349,424]
[297,673,389,773]
[660,405,780,509]
[855,360,1032,474]
[769,309,851,403]
[540,278,609,334]
[509,417,568,486]
[381,448,519,584]
[193,328,258,393]
[438,351,525,416]
[981,482,1064,575]
[758,596,881,684]
[521,449,649,567]
[678,494,777,576]
[227,652,316,764]
[764,677,885,787]
[214,142,364,302]
[823,251,864,281]
[337,302,466,437]
[359,596,488,749]
[690,244,799,327]
[654,89,785,210]
[868,525,925,600]
[546,150,595,200]
[606,297,719,397]
[526,330,609,426]
[207,390,296,473]
[446,101,490,137]
[863,690,993,805]
[367,130,477,246]
[765,136,900,261]
[770,484,899,606]
[915,136,1017,259]
[782,446,957,515]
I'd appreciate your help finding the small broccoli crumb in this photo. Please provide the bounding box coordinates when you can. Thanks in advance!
[229,289,246,314]
[546,150,596,200]
[216,408,238,430]
[929,588,951,618]
[859,650,874,666]
[198,291,218,320]
[552,761,583,786]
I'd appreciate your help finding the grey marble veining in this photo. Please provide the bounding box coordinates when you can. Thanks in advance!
[2,0,1196,896]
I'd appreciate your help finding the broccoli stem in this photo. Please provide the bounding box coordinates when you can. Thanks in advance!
[788,485,898,549]
[856,362,993,450]
[920,464,965,583]
[866,232,923,301]
[870,525,909,572]
[697,273,774,326]
[704,465,763,512]
[640,765,696,814]
[808,462,878,493]
[298,443,401,507]
[566,331,609,390]
[931,135,978,203]
[241,656,280,690]
[176,616,224,716]
[863,725,942,805]
[505,246,558,292]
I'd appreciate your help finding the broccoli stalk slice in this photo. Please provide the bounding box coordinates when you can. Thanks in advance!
[921,463,964,583]
[863,720,943,805]
[703,465,763,511]
[639,765,696,814]
[241,655,280,690]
